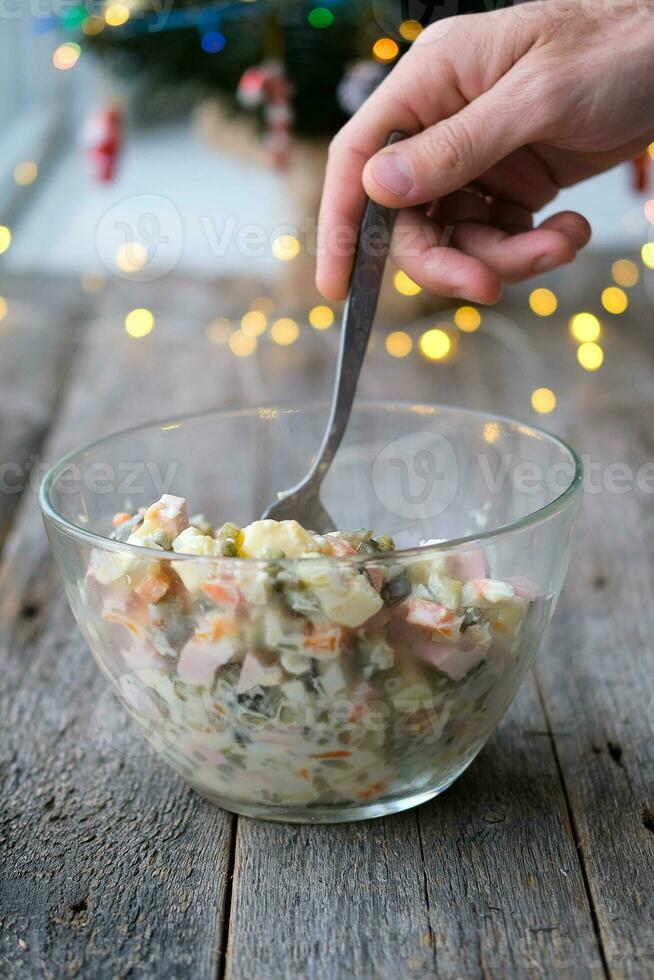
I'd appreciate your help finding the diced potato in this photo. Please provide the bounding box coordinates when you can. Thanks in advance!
[428,572,462,611]
[312,573,383,628]
[239,519,319,559]
[462,578,516,607]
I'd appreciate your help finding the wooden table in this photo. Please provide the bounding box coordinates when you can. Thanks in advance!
[1,260,652,979]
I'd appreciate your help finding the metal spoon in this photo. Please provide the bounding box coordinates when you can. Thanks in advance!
[262,132,406,533]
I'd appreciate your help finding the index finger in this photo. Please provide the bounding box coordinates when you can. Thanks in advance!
[315,35,462,301]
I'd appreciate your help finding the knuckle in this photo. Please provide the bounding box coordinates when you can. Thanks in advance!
[425,121,468,174]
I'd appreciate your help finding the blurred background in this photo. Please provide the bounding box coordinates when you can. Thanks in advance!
[0,0,653,475]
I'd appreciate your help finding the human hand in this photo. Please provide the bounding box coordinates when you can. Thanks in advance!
[316,1,654,303]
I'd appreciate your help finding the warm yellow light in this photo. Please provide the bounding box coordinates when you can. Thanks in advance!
[81,271,105,294]
[115,241,147,273]
[0,226,11,254]
[611,258,639,288]
[483,422,500,444]
[241,310,267,337]
[125,308,154,338]
[531,387,557,414]
[529,287,557,317]
[577,342,604,371]
[0,297,7,321]
[52,42,81,70]
[399,19,423,41]
[569,312,601,343]
[419,328,451,360]
[228,330,257,357]
[649,142,654,161]
[14,161,38,186]
[206,317,232,344]
[272,234,300,261]
[309,305,334,330]
[270,317,299,345]
[385,330,413,358]
[393,269,421,296]
[82,14,105,35]
[454,306,481,332]
[641,242,654,269]
[105,4,130,26]
[372,38,399,62]
[250,296,275,316]
[601,286,628,315]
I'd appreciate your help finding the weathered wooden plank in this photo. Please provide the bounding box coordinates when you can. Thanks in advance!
[0,276,277,979]
[532,285,654,979]
[0,275,83,548]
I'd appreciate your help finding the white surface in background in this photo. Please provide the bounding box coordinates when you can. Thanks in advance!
[7,122,295,281]
[5,121,651,278]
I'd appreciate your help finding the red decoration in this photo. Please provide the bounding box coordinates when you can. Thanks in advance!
[237,62,294,170]
[82,105,123,182]
[631,152,650,193]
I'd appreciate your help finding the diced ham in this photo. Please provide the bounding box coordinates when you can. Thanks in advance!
[405,598,455,631]
[201,576,241,606]
[447,549,489,583]
[364,564,385,593]
[505,576,543,601]
[135,568,170,604]
[145,494,189,538]
[326,536,357,557]
[177,636,234,686]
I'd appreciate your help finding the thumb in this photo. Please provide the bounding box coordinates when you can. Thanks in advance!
[362,79,543,207]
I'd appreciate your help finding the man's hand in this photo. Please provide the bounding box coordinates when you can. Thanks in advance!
[316,1,654,303]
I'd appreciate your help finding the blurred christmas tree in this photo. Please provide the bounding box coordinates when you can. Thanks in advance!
[81,0,491,136]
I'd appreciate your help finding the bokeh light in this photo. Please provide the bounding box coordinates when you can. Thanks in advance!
[272,234,300,261]
[125,308,154,338]
[649,142,654,161]
[53,42,81,70]
[569,312,601,343]
[641,243,654,269]
[529,288,557,316]
[577,342,604,371]
[419,328,451,361]
[14,161,38,186]
[372,38,399,62]
[82,14,104,35]
[308,7,333,28]
[0,226,12,254]
[454,306,481,332]
[645,199,654,224]
[531,387,557,414]
[393,269,421,296]
[611,259,639,287]
[601,286,628,315]
[483,422,500,445]
[206,317,232,344]
[105,4,130,26]
[115,241,147,273]
[229,330,257,356]
[81,271,105,294]
[0,297,7,321]
[201,31,226,53]
[241,310,267,337]
[399,19,423,41]
[271,318,299,345]
[385,331,413,358]
[309,305,334,330]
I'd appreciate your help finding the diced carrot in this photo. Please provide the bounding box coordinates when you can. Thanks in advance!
[305,625,344,654]
[135,569,170,604]
[326,537,357,557]
[405,598,454,631]
[309,750,352,759]
[201,578,241,606]
[357,781,387,801]
[112,512,132,527]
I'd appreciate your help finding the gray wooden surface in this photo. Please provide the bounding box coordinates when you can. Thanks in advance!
[0,259,652,979]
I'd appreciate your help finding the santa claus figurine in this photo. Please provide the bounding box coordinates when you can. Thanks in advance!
[82,104,123,182]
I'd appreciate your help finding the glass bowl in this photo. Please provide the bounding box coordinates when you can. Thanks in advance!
[40,403,582,823]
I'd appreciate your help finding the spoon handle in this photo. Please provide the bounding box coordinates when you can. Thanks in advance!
[312,131,406,479]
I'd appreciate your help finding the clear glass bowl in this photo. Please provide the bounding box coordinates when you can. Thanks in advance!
[40,403,582,823]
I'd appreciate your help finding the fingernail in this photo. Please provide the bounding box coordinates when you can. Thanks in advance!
[560,224,588,247]
[371,152,415,196]
[534,254,559,273]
